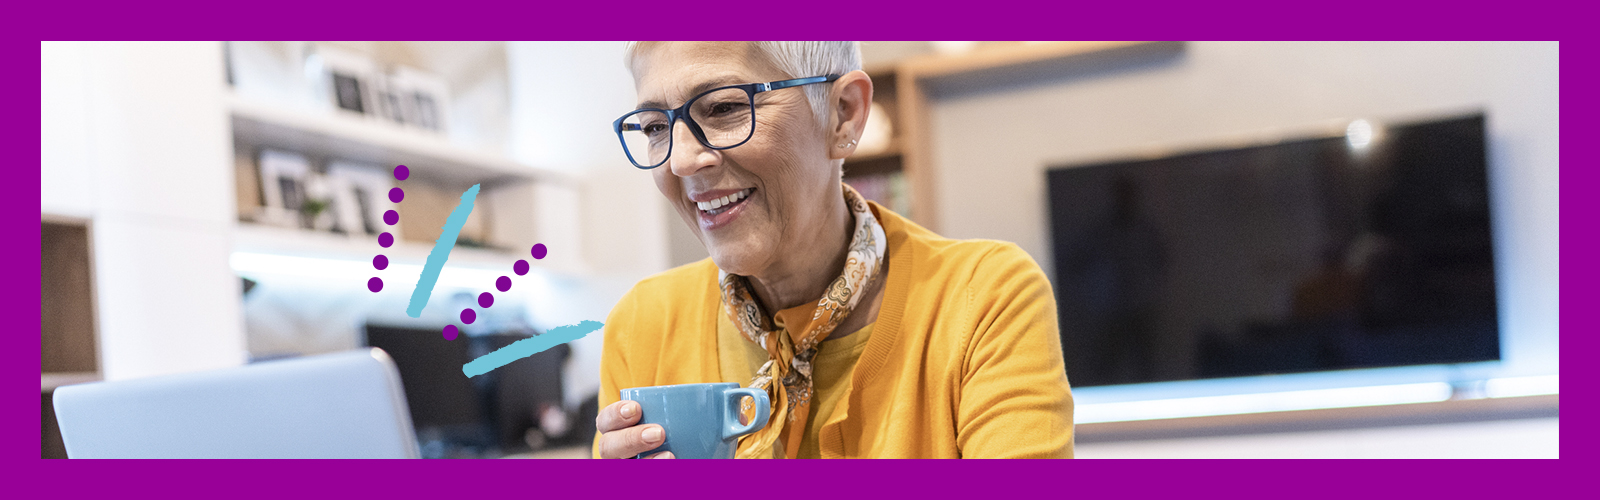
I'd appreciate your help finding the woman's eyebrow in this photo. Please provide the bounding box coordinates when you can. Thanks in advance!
[636,75,745,110]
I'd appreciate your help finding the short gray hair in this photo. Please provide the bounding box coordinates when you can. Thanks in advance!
[625,41,862,128]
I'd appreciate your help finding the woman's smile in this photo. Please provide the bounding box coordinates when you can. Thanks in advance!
[690,187,757,230]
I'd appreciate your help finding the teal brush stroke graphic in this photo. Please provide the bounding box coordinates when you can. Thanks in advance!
[407,184,479,318]
[464,320,604,377]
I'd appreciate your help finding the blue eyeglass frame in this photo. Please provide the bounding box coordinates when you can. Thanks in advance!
[613,74,841,169]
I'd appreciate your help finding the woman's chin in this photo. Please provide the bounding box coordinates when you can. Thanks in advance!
[705,242,770,277]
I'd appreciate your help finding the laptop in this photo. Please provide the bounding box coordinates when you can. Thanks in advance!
[52,348,420,458]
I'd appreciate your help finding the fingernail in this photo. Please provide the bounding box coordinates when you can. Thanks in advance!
[655,451,675,459]
[642,426,663,443]
[620,402,634,418]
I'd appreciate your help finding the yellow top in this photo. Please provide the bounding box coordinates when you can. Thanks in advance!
[595,202,1074,458]
[718,309,874,459]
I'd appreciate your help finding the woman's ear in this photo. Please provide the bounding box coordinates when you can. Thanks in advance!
[828,70,874,160]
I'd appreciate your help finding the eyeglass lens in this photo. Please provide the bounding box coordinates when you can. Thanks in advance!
[620,87,755,168]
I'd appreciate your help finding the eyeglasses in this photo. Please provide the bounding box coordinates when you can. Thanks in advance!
[613,74,841,169]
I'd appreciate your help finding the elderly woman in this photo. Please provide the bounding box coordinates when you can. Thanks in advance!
[594,41,1073,459]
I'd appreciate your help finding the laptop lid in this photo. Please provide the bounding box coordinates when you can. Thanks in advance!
[52,348,420,458]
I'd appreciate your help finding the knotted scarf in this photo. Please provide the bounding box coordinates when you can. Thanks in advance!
[719,183,887,459]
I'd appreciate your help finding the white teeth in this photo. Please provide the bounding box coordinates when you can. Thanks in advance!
[694,188,753,214]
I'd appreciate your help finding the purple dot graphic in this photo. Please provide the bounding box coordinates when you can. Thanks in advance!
[513,260,529,276]
[379,232,394,248]
[373,254,388,270]
[367,277,383,293]
[394,165,410,181]
[496,276,512,292]
[531,243,548,260]
[389,187,405,203]
[383,210,399,225]
[442,324,458,341]
[460,308,477,325]
[478,292,494,308]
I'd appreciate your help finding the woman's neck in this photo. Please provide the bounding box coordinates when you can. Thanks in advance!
[747,193,853,312]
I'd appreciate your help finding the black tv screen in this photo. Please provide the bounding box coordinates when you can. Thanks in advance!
[1047,114,1499,387]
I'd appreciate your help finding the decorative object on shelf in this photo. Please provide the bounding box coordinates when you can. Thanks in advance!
[299,195,333,231]
[299,173,341,232]
[255,149,312,229]
[333,72,367,114]
[307,43,451,133]
[313,45,381,116]
[383,66,451,132]
[328,160,399,238]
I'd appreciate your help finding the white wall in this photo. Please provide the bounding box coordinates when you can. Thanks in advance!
[506,41,668,279]
[41,41,247,380]
[929,41,1558,380]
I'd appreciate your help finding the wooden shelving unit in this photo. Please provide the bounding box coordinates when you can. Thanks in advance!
[41,216,99,387]
[841,64,912,218]
[42,215,98,459]
[848,41,1183,232]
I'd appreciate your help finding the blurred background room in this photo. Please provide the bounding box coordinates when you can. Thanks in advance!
[40,41,1558,458]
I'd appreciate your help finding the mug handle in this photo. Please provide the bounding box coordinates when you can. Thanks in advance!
[722,387,771,441]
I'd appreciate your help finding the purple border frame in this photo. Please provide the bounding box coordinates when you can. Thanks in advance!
[11,1,1579,497]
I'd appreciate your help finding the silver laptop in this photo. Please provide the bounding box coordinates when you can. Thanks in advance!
[53,348,420,458]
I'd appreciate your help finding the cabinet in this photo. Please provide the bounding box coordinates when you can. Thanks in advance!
[42,216,99,459]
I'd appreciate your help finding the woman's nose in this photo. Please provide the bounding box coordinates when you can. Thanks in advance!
[668,119,718,177]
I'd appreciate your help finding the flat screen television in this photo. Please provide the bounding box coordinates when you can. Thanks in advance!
[1047,114,1498,387]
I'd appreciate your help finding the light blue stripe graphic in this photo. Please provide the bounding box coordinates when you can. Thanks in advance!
[406,184,479,318]
[463,320,604,377]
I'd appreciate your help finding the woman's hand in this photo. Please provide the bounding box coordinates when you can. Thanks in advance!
[595,400,674,459]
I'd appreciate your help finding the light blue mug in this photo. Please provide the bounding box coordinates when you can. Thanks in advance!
[619,382,771,459]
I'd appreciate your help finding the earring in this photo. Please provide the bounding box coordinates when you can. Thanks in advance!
[838,139,858,149]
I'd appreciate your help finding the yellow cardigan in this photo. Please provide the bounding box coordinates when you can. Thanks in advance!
[595,202,1074,458]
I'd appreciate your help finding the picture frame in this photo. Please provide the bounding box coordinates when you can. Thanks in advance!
[255,149,312,229]
[313,45,382,118]
[385,66,451,132]
[327,161,397,238]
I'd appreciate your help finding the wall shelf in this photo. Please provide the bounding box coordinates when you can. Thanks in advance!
[228,92,564,274]
[227,94,571,189]
[234,222,528,271]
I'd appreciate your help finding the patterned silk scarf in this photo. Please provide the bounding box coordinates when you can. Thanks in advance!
[719,183,887,459]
